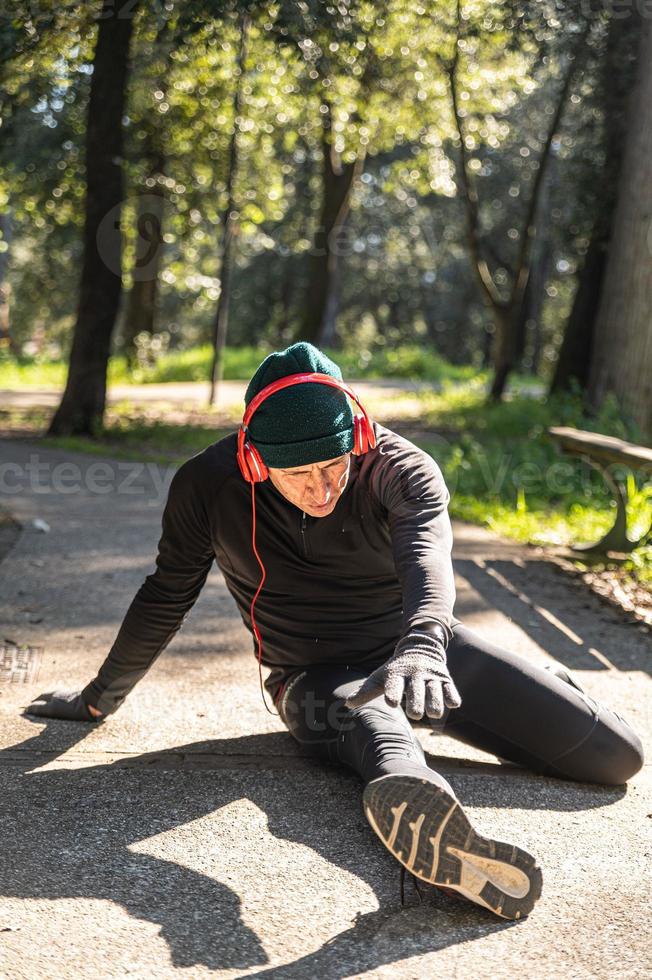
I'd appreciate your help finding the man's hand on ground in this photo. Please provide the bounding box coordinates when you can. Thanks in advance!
[344,630,462,721]
[25,690,104,722]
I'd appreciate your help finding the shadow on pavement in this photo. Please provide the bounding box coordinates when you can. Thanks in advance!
[454,558,651,677]
[242,899,514,979]
[1,719,627,974]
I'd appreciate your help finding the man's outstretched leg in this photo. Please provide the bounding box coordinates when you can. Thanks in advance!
[438,623,645,785]
[275,664,543,920]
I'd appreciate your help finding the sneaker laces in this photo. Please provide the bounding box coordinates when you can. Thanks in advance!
[399,865,464,908]
[398,865,427,906]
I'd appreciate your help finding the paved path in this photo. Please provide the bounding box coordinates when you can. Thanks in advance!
[0,377,546,415]
[0,437,650,979]
[0,379,443,410]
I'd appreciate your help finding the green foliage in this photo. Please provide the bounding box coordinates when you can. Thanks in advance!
[0,343,481,386]
[2,4,648,599]
[448,493,615,548]
[417,384,651,586]
[626,545,652,587]
[1,0,624,371]
[0,353,68,386]
[421,384,648,512]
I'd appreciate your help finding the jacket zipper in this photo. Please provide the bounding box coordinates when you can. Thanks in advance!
[301,511,310,557]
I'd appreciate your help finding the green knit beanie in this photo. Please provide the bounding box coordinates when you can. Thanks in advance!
[244,342,355,468]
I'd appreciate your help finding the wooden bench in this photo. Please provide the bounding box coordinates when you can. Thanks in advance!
[548,426,652,555]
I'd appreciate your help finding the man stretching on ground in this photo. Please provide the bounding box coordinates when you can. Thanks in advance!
[27,343,644,921]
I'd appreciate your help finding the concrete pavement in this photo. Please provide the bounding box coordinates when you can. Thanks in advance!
[0,435,650,979]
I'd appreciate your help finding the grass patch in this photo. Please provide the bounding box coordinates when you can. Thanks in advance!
[48,416,233,467]
[0,358,69,387]
[416,380,652,588]
[0,343,484,387]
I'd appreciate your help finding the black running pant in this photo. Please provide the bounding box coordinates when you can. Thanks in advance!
[275,623,644,788]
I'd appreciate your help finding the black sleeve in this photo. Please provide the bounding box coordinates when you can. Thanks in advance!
[368,436,456,646]
[81,457,215,715]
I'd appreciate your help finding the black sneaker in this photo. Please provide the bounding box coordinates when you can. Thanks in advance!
[363,773,542,920]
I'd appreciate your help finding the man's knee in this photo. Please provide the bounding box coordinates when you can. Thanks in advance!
[343,701,427,764]
[598,727,644,785]
[345,699,414,740]
[551,718,644,786]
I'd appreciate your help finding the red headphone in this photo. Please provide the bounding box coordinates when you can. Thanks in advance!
[237,372,376,482]
[237,371,377,713]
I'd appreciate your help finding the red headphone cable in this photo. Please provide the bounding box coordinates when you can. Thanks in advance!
[249,481,279,715]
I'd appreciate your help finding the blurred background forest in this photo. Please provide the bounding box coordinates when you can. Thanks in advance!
[0,0,650,606]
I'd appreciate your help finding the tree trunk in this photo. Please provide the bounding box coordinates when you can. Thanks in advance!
[481,325,492,368]
[318,240,344,349]
[279,262,294,342]
[489,306,518,399]
[209,13,249,405]
[409,230,439,347]
[121,158,166,370]
[513,162,555,374]
[514,232,554,375]
[550,230,605,394]
[47,0,138,437]
[491,33,589,399]
[299,99,364,348]
[551,11,638,397]
[445,0,589,402]
[588,21,652,441]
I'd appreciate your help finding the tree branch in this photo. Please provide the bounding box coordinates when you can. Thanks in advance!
[509,21,591,308]
[443,0,505,309]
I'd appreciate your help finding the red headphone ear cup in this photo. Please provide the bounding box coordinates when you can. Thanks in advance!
[363,416,376,450]
[352,415,361,455]
[239,442,268,482]
[352,414,376,454]
[352,414,367,455]
[247,444,268,482]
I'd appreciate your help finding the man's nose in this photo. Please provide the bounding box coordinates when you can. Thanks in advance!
[309,472,330,502]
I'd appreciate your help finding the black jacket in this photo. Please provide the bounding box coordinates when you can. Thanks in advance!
[82,423,460,714]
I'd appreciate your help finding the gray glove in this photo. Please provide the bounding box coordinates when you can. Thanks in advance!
[345,629,462,721]
[25,690,102,723]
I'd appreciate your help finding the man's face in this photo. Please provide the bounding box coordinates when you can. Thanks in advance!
[267,453,352,517]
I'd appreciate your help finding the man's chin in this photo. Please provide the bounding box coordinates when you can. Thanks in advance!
[305,501,336,517]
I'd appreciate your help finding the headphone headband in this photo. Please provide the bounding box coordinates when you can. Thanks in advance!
[242,372,371,429]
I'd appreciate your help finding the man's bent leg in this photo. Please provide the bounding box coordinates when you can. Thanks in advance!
[277,663,454,793]
[440,623,644,786]
[276,661,543,919]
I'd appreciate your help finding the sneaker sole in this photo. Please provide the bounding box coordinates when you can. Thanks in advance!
[363,774,542,920]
